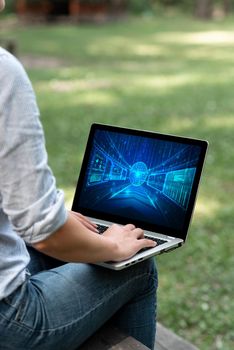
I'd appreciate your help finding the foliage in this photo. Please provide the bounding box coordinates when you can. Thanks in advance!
[3,0,234,16]
[1,14,234,349]
[3,0,15,13]
[128,0,234,15]
[127,0,152,14]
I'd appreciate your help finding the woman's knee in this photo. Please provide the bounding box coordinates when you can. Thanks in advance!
[143,257,158,290]
[130,257,158,294]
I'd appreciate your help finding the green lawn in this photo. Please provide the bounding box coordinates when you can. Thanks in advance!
[1,13,233,350]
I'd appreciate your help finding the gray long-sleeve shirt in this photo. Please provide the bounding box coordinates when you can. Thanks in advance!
[0,48,67,299]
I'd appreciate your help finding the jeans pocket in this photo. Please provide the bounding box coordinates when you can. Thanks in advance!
[2,280,29,323]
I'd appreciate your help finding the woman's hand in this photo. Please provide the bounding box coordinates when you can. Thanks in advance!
[68,215,157,261]
[103,223,157,262]
[34,212,156,263]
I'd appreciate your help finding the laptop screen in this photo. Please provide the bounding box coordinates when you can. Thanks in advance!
[72,124,208,240]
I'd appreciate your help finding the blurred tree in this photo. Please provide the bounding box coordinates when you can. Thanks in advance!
[223,0,231,14]
[127,0,151,14]
[8,0,234,18]
[194,0,213,18]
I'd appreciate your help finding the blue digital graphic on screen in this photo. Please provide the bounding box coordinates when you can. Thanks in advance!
[78,130,201,230]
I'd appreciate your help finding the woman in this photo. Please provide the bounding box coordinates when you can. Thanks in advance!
[0,1,158,349]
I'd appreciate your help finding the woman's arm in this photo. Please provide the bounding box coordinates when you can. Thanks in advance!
[0,50,156,263]
[0,49,67,243]
[33,211,156,263]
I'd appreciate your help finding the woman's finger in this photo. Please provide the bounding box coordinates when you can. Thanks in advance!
[137,238,157,250]
[123,224,136,231]
[132,227,144,239]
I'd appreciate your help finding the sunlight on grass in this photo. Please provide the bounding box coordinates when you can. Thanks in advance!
[184,31,234,45]
[37,79,112,93]
[64,187,75,209]
[46,78,112,93]
[36,79,119,106]
[155,30,234,45]
[185,47,234,61]
[133,43,165,56]
[165,118,195,132]
[87,37,168,58]
[130,73,202,91]
[58,67,79,79]
[77,91,119,106]
[37,72,202,95]
[195,198,221,220]
[204,115,234,129]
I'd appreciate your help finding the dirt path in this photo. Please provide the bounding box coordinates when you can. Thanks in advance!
[20,54,69,69]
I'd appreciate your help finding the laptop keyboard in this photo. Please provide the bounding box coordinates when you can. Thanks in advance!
[97,224,109,234]
[96,224,167,249]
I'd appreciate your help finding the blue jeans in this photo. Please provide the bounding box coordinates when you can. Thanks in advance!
[0,247,158,350]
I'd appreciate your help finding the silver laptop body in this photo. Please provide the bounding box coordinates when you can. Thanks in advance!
[72,123,208,270]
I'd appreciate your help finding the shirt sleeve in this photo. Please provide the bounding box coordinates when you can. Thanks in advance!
[0,49,68,244]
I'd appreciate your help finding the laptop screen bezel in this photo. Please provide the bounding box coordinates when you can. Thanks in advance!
[72,123,208,240]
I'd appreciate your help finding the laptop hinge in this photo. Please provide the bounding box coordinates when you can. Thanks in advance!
[164,242,183,252]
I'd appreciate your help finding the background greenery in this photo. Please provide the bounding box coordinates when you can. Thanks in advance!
[4,0,234,16]
[1,10,233,350]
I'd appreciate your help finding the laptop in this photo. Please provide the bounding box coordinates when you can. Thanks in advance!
[72,123,208,270]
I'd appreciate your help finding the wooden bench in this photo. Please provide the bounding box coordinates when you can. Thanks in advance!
[79,323,199,350]
[155,323,199,350]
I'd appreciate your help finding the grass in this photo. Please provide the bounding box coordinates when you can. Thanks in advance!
[1,12,233,349]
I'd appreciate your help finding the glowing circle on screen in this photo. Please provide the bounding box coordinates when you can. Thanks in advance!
[129,162,148,186]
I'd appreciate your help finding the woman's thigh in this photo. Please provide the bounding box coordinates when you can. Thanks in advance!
[26,246,65,275]
[0,259,157,350]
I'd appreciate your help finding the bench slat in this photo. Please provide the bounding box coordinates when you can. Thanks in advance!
[79,322,199,350]
[79,324,149,350]
[156,323,199,350]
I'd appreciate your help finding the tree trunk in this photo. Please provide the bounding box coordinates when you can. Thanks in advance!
[223,0,231,14]
[194,0,213,19]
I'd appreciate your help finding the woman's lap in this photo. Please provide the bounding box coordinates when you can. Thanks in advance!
[0,248,158,350]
